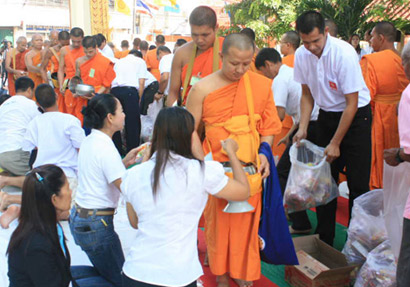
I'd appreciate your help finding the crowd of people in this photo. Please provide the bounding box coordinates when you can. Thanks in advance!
[0,4,410,287]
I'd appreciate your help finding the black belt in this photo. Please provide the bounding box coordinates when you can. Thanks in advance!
[74,203,115,218]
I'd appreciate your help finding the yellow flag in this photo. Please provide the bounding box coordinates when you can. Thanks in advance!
[115,0,131,15]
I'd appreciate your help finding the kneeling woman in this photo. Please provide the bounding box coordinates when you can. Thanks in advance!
[121,107,250,287]
[69,94,138,287]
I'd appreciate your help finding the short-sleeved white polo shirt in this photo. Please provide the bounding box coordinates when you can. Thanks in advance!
[75,129,125,209]
[294,35,370,112]
[112,55,149,89]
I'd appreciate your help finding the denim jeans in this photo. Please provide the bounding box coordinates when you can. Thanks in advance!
[71,265,115,287]
[69,206,125,287]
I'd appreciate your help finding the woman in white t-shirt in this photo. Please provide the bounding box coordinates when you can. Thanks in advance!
[121,107,250,287]
[69,94,139,287]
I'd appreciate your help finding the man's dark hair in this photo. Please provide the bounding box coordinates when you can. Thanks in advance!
[121,40,129,48]
[133,37,141,48]
[222,33,254,55]
[255,48,282,69]
[240,28,256,42]
[283,31,300,50]
[296,11,325,35]
[15,77,34,93]
[139,40,149,51]
[155,35,165,45]
[94,33,106,47]
[156,45,171,56]
[58,31,70,41]
[35,84,56,109]
[83,36,97,49]
[129,49,143,58]
[374,21,397,43]
[149,45,156,50]
[189,6,217,28]
[70,27,84,38]
[175,38,187,47]
[0,94,11,106]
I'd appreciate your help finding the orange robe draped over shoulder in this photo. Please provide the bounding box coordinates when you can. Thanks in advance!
[282,54,295,68]
[63,46,85,117]
[361,49,409,190]
[202,71,282,281]
[182,37,224,106]
[114,50,129,59]
[78,52,116,122]
[8,49,28,96]
[146,48,160,81]
[27,51,43,93]
[49,49,65,113]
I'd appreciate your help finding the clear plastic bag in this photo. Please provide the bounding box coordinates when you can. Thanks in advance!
[140,99,163,142]
[354,240,397,287]
[342,189,388,266]
[284,140,339,213]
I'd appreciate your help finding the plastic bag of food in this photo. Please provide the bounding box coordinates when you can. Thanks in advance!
[284,140,339,213]
[140,99,163,142]
[354,240,397,287]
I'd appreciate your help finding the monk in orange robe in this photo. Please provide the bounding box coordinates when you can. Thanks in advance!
[40,31,70,113]
[280,31,300,68]
[58,27,85,117]
[187,33,282,287]
[25,34,44,96]
[167,7,223,107]
[75,36,116,123]
[146,35,166,81]
[114,40,130,59]
[360,22,409,190]
[139,41,149,63]
[5,37,28,96]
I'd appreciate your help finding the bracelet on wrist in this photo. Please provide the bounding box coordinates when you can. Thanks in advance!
[157,91,164,95]
[396,148,404,163]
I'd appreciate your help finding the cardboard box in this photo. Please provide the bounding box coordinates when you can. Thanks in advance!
[285,235,356,287]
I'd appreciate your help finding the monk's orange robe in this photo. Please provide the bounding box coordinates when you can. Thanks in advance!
[78,52,116,123]
[249,53,263,76]
[49,48,66,113]
[8,49,29,96]
[203,71,282,281]
[114,50,129,59]
[27,51,44,94]
[146,48,160,81]
[361,49,409,190]
[182,38,224,106]
[282,54,295,68]
[63,46,85,116]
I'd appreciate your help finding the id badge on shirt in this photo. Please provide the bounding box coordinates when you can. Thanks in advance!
[190,75,201,86]
[89,68,95,78]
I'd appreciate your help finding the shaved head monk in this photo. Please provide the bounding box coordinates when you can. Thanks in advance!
[25,34,44,95]
[74,36,116,123]
[360,21,409,189]
[325,18,338,37]
[280,31,300,68]
[114,40,130,59]
[167,6,223,107]
[58,27,85,117]
[146,35,165,81]
[40,30,70,112]
[240,28,261,74]
[187,33,282,287]
[49,30,59,47]
[5,37,28,95]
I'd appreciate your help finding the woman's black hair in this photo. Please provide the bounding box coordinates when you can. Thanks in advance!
[82,93,118,129]
[7,164,66,255]
[349,34,361,55]
[149,107,201,197]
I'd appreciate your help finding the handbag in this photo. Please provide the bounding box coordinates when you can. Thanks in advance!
[258,142,299,265]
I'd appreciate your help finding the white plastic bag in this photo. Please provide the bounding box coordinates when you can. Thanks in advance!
[383,162,410,259]
[140,98,163,142]
[342,189,388,265]
[284,140,339,213]
[354,240,397,287]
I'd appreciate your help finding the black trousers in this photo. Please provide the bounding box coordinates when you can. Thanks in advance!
[122,274,197,287]
[277,120,318,230]
[397,218,410,287]
[140,81,159,115]
[111,86,141,155]
[315,104,372,246]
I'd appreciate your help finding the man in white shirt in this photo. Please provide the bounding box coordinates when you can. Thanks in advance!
[137,52,159,115]
[293,11,372,246]
[95,33,117,63]
[255,47,320,234]
[154,45,173,102]
[0,77,39,205]
[111,49,148,154]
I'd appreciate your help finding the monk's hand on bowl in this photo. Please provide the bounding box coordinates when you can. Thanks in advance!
[258,153,270,179]
[221,139,238,155]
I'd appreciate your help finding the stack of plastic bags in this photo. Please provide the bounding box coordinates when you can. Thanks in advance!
[284,140,339,213]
